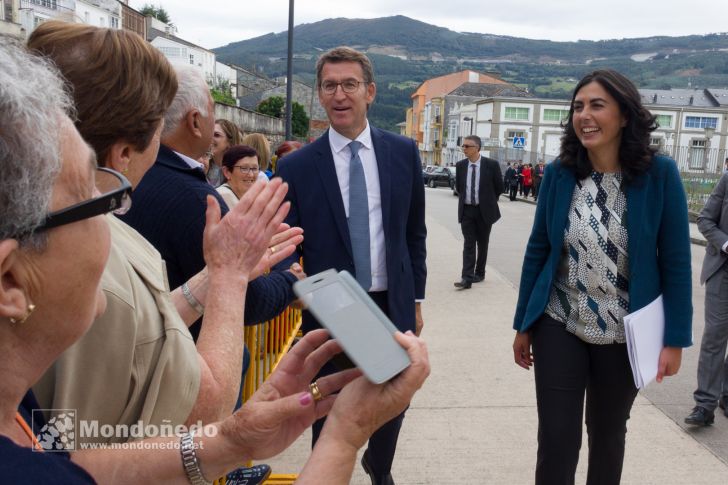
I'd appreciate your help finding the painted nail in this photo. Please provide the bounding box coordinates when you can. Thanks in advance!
[299,392,313,406]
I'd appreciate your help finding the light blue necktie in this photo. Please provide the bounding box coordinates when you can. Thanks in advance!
[347,141,372,290]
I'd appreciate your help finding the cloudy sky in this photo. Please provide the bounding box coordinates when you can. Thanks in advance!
[131,0,727,50]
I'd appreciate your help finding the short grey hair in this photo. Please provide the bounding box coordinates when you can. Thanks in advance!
[0,36,73,248]
[163,65,210,137]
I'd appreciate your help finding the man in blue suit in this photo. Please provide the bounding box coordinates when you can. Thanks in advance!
[276,47,426,485]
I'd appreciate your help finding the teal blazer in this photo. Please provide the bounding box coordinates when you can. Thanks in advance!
[513,155,693,347]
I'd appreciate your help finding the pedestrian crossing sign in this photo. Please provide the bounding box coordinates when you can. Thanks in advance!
[513,137,526,149]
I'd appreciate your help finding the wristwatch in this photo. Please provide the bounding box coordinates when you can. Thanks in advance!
[180,432,212,485]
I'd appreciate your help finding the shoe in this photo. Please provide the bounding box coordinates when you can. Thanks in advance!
[472,275,485,283]
[453,279,472,289]
[720,397,728,417]
[684,406,714,426]
[225,464,272,485]
[361,450,395,485]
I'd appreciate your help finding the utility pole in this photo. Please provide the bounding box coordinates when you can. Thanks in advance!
[285,0,294,140]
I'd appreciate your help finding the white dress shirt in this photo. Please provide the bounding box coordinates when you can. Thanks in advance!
[328,122,387,292]
[465,159,481,205]
[175,150,205,170]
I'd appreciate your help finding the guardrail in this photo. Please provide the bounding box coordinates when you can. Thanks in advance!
[214,305,303,485]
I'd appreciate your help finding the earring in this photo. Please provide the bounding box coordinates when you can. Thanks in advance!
[9,303,36,324]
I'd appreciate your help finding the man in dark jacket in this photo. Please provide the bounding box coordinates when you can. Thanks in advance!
[454,135,503,288]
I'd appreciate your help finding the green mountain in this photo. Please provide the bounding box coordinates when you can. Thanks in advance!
[213,15,728,131]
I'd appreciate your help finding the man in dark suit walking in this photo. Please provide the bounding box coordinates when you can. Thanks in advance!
[276,46,426,485]
[454,135,503,289]
[685,172,728,426]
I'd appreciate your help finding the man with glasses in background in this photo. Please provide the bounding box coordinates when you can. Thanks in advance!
[275,46,426,485]
[454,135,503,289]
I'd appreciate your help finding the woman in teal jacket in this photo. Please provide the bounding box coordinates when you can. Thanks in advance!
[512,69,692,485]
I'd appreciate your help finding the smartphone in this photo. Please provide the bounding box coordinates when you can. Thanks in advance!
[293,269,411,384]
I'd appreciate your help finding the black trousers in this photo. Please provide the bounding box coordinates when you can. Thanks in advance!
[509,184,518,201]
[531,314,638,485]
[460,204,492,280]
[310,291,406,478]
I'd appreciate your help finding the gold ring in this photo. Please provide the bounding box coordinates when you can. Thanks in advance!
[309,381,323,402]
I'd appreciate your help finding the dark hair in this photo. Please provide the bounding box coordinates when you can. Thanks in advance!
[221,145,258,171]
[464,135,481,150]
[559,69,657,183]
[28,21,177,166]
[316,46,374,88]
[275,140,303,158]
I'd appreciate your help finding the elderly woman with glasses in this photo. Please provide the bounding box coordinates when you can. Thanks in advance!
[217,145,261,209]
[0,37,430,485]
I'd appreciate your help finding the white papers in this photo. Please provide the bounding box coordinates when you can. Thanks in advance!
[623,295,665,389]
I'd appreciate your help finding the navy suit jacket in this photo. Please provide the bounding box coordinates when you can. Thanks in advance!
[513,155,693,347]
[276,127,427,333]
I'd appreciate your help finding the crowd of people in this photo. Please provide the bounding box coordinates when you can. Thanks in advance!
[0,25,429,485]
[1,18,724,485]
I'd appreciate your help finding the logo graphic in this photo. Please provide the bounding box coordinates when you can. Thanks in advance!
[32,409,76,451]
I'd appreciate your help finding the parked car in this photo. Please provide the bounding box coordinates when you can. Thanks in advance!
[423,166,454,189]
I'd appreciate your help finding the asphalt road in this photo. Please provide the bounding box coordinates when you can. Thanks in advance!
[423,184,728,465]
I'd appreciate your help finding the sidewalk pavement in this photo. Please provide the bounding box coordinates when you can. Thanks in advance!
[262,207,726,484]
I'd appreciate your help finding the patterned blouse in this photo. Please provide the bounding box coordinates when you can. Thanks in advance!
[545,171,630,344]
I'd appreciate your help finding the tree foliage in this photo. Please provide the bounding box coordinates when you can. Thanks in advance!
[140,4,171,24]
[256,96,310,138]
[208,77,236,106]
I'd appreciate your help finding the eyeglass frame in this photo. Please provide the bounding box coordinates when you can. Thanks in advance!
[232,165,259,174]
[319,79,369,95]
[461,144,478,149]
[35,167,132,233]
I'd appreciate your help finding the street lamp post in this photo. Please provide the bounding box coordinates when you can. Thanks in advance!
[285,0,294,140]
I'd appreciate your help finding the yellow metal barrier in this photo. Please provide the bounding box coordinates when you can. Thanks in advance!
[215,305,303,485]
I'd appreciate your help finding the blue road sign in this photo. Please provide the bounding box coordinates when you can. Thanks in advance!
[513,137,526,149]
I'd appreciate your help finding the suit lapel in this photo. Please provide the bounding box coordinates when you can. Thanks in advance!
[371,127,391,241]
[314,132,353,258]
[626,173,648,275]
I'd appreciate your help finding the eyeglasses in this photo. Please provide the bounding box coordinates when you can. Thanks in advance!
[461,144,477,149]
[35,167,132,232]
[233,166,259,174]
[320,80,368,95]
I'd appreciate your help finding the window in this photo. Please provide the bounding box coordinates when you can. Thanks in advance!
[690,139,707,169]
[99,17,105,27]
[543,109,569,122]
[507,130,525,139]
[33,15,46,28]
[189,54,195,65]
[111,17,119,29]
[650,137,663,148]
[655,114,672,129]
[84,11,90,23]
[31,0,57,9]
[685,116,718,129]
[504,107,529,120]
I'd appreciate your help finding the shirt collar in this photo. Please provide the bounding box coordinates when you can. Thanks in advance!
[468,157,480,166]
[174,150,205,170]
[329,121,372,155]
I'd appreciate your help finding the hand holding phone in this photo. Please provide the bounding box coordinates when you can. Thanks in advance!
[293,269,411,384]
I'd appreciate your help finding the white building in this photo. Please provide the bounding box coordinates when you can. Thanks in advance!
[17,0,119,36]
[1,0,24,37]
[640,88,728,172]
[148,23,216,86]
[74,0,119,29]
[445,95,570,165]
